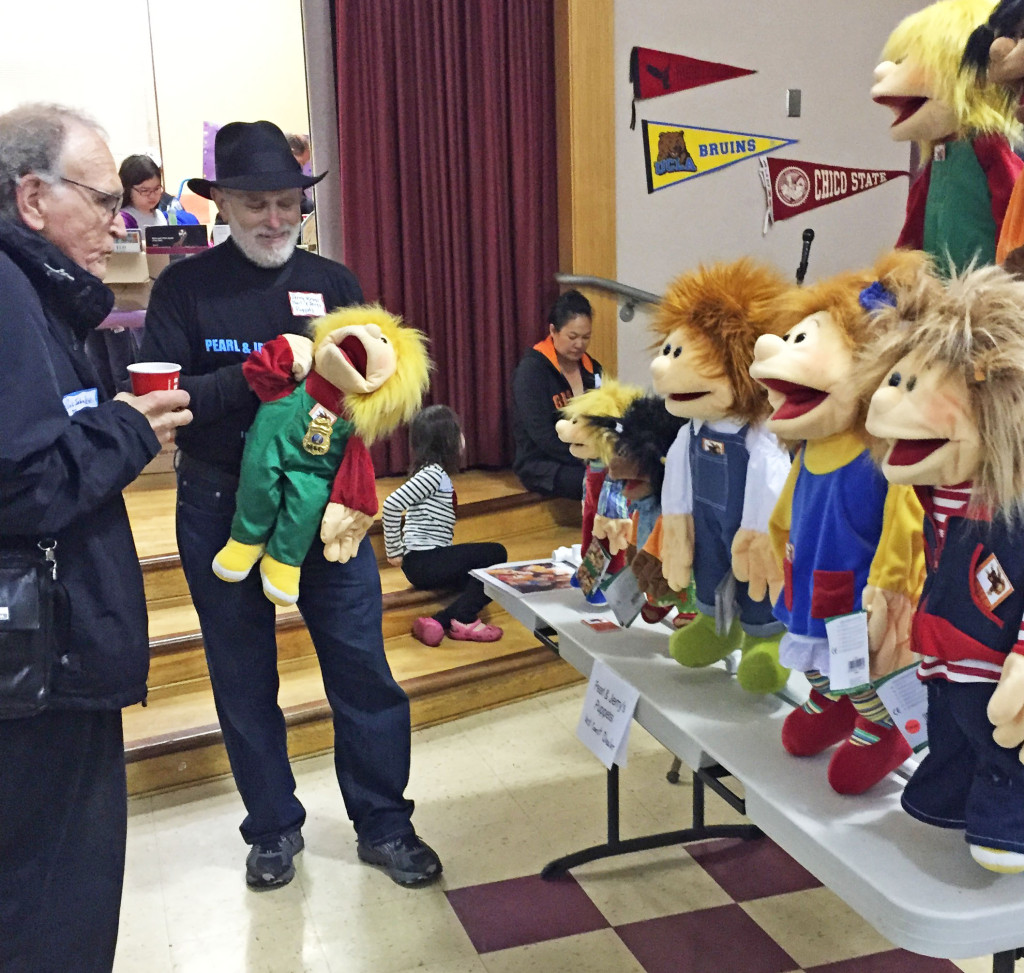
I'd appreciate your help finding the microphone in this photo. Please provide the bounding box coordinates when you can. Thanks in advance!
[796,228,814,285]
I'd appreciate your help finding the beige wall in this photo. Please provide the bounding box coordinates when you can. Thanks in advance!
[2,0,309,199]
[613,0,927,387]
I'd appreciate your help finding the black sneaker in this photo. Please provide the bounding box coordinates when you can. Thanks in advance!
[356,832,443,887]
[245,830,304,890]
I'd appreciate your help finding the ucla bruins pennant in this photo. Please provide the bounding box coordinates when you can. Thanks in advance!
[642,120,796,194]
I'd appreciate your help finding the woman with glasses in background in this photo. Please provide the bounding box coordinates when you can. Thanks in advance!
[117,153,188,230]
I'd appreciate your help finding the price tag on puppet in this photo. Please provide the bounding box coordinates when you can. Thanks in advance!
[824,611,871,692]
[874,663,929,753]
[576,660,639,769]
[604,564,645,627]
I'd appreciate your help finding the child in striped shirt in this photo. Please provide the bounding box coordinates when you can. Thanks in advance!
[382,405,508,646]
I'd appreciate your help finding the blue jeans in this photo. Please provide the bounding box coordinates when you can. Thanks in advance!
[902,678,1024,854]
[176,455,415,846]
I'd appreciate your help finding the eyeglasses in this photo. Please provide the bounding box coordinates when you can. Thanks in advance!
[59,177,123,219]
[133,184,164,198]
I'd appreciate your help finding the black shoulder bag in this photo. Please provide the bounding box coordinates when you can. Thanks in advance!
[0,539,65,719]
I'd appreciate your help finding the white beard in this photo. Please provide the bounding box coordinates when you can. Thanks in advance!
[230,220,301,268]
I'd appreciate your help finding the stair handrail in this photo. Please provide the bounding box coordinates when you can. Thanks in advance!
[555,273,661,322]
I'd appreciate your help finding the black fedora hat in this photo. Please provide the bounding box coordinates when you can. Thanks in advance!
[187,120,326,199]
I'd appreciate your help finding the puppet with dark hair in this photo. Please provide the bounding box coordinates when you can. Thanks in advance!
[961,0,1024,270]
[592,395,693,623]
[872,0,1022,273]
[555,380,642,603]
[749,250,931,795]
[650,258,793,694]
[862,263,1024,872]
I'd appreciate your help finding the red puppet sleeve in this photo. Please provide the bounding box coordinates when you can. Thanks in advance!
[974,133,1024,244]
[241,335,299,403]
[896,164,930,251]
[329,435,379,516]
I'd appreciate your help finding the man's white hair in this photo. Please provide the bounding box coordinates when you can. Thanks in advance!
[0,103,106,221]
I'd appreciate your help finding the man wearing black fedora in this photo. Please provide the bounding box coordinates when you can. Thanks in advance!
[141,120,441,891]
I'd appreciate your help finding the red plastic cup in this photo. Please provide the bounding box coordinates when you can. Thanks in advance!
[127,362,181,395]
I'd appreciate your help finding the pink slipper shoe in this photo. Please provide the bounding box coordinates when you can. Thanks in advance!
[448,619,503,642]
[412,617,444,647]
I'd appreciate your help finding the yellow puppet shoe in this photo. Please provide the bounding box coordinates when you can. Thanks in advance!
[969,845,1024,874]
[259,555,301,606]
[212,540,265,582]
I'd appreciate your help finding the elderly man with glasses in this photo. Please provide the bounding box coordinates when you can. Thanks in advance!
[0,102,192,972]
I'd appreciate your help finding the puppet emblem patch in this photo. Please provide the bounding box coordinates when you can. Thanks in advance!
[302,404,338,456]
[700,437,725,455]
[976,553,1013,610]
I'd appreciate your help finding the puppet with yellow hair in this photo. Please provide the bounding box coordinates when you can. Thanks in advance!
[871,0,1023,273]
[749,250,931,794]
[650,259,793,694]
[212,305,430,606]
[862,263,1024,872]
[555,379,642,602]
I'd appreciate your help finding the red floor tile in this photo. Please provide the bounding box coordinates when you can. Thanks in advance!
[687,836,823,901]
[445,873,609,953]
[804,949,962,972]
[615,903,798,973]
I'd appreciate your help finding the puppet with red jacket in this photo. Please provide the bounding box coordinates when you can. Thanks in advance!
[872,0,1022,273]
[749,251,929,795]
[212,305,430,606]
[650,259,793,695]
[863,263,1024,873]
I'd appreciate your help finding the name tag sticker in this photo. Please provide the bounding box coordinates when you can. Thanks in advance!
[288,291,326,317]
[62,388,99,415]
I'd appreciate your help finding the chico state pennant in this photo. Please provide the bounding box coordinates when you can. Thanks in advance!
[642,120,796,194]
[759,157,909,232]
[629,47,756,129]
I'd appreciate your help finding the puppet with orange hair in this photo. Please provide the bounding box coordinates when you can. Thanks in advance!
[650,259,792,694]
[872,0,1022,273]
[749,251,930,795]
[862,263,1024,873]
[212,305,430,606]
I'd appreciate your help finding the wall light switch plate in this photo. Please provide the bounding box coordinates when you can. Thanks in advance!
[787,88,802,117]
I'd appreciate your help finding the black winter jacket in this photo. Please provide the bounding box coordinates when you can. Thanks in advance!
[0,219,160,711]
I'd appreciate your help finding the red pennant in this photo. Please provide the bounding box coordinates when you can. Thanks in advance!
[759,157,909,231]
[630,46,755,103]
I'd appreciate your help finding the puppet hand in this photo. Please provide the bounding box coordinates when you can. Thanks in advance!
[863,586,916,679]
[320,503,374,563]
[283,333,315,381]
[600,517,633,555]
[989,653,1024,758]
[731,529,783,603]
[632,548,671,602]
[660,513,694,592]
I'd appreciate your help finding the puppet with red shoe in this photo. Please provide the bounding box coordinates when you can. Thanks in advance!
[749,251,929,795]
[863,263,1024,873]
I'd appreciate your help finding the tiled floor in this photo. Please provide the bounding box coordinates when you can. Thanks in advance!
[115,687,1021,973]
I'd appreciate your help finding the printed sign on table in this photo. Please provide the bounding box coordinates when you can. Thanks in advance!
[576,660,640,769]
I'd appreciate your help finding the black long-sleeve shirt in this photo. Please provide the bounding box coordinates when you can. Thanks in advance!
[141,238,363,475]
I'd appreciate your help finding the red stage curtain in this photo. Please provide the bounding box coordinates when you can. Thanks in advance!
[335,0,559,475]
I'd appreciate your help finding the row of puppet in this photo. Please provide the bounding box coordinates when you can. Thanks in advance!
[557,251,1024,877]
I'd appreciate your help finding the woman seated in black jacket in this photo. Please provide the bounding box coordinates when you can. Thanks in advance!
[511,289,603,499]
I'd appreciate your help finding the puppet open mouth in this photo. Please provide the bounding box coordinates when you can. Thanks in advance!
[874,95,928,127]
[887,438,947,466]
[669,391,708,402]
[338,335,368,378]
[759,379,828,420]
